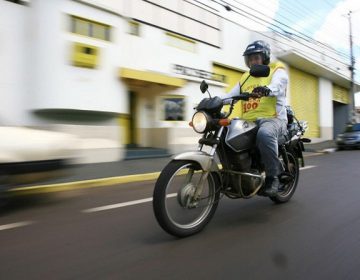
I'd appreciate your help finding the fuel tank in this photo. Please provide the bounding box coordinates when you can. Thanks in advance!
[225,118,258,152]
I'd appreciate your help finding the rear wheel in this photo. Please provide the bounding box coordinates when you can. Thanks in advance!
[270,152,299,204]
[153,160,220,237]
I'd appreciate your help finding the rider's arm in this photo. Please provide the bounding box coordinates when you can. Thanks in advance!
[219,83,241,104]
[267,68,288,98]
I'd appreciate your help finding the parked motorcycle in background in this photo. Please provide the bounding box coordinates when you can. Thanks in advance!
[153,65,311,237]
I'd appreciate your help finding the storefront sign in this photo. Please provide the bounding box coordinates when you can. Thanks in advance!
[173,64,226,83]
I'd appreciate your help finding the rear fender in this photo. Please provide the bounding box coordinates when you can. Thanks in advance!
[173,151,220,172]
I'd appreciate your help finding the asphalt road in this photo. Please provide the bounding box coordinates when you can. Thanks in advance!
[1,150,360,280]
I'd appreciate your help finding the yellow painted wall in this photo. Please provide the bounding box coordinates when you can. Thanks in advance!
[118,114,131,145]
[289,67,320,138]
[333,84,349,104]
[213,64,244,117]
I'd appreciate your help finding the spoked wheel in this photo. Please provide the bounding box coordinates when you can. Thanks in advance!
[270,152,299,204]
[153,160,220,237]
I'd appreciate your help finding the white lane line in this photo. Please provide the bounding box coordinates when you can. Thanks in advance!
[0,221,34,231]
[82,166,318,214]
[82,193,177,213]
[300,165,316,170]
[83,198,152,213]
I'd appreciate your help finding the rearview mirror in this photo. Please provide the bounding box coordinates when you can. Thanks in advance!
[249,64,270,77]
[200,80,209,93]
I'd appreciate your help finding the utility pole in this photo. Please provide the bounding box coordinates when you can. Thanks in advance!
[348,11,356,123]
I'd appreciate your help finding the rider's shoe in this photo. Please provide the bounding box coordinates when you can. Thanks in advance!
[264,176,280,197]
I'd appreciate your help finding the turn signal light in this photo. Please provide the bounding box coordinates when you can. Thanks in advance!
[218,119,231,126]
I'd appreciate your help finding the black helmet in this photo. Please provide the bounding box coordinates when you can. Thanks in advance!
[243,40,271,67]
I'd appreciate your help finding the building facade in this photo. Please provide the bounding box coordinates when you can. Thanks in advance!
[1,0,357,162]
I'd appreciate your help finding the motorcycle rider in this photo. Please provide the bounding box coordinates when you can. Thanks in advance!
[222,40,288,196]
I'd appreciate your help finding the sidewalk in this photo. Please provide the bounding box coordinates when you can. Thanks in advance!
[9,140,337,195]
[303,140,337,153]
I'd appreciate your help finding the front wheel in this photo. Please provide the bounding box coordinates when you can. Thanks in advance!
[153,160,220,237]
[270,152,299,204]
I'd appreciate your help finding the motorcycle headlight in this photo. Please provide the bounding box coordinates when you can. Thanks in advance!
[192,112,210,133]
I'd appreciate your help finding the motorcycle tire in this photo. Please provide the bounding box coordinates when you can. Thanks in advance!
[270,152,299,204]
[153,160,220,238]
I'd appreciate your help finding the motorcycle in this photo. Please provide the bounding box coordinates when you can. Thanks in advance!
[153,64,311,237]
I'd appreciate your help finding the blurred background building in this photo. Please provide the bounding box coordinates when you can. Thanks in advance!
[1,0,359,163]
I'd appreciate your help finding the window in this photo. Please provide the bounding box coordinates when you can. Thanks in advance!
[162,97,185,121]
[128,21,140,36]
[70,16,111,41]
[166,32,196,52]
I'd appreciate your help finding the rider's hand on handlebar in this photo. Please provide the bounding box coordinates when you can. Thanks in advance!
[251,86,271,98]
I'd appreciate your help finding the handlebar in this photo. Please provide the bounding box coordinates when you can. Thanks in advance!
[233,93,261,101]
[223,93,261,102]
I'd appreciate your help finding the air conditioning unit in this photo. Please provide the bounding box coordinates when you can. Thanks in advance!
[72,42,99,68]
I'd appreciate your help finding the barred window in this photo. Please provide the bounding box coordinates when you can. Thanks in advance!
[162,97,185,121]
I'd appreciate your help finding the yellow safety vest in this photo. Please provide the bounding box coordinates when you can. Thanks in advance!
[238,61,285,121]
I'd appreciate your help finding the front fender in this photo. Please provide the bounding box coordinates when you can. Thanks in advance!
[173,151,219,172]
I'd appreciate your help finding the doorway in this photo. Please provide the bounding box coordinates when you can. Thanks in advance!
[127,91,137,148]
[333,101,349,138]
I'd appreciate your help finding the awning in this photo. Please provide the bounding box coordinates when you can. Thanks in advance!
[119,68,186,87]
[277,50,360,92]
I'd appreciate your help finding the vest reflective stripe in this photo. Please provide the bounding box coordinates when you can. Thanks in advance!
[238,62,285,121]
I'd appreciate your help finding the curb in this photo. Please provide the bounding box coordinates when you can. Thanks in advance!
[8,172,161,196]
[7,151,330,196]
[321,148,337,153]
[305,148,337,154]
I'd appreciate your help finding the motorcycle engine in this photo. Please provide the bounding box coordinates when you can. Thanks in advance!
[227,151,261,196]
[230,170,262,196]
[229,151,252,171]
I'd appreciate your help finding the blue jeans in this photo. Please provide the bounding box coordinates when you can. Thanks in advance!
[256,118,288,177]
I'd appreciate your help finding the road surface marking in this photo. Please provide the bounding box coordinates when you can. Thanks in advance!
[0,221,34,231]
[82,198,153,213]
[82,193,177,213]
[300,165,316,170]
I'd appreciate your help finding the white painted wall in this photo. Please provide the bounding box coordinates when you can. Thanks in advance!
[272,32,350,80]
[2,0,353,161]
[0,2,29,125]
[0,0,255,127]
[215,19,252,71]
[319,77,334,140]
[29,0,126,114]
[127,0,221,47]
